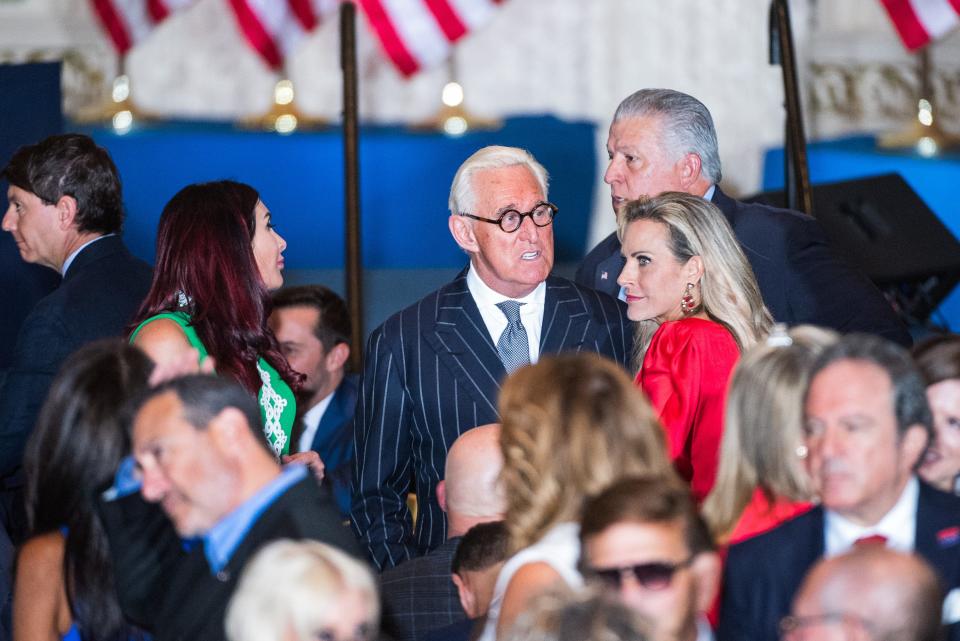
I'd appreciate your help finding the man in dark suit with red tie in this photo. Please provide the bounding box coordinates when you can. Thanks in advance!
[352,145,631,570]
[719,334,960,641]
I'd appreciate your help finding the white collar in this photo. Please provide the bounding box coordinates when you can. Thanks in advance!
[825,476,919,556]
[298,390,336,453]
[466,263,546,310]
[702,184,716,202]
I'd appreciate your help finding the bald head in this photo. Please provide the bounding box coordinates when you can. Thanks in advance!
[790,547,942,641]
[439,424,505,537]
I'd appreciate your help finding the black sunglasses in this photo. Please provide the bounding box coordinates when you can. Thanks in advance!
[585,557,694,591]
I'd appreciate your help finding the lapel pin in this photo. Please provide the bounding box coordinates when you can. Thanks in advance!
[601,271,608,280]
[937,526,960,547]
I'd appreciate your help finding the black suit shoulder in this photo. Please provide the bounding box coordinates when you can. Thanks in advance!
[154,477,361,641]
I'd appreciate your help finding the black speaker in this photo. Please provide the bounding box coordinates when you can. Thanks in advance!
[746,173,960,325]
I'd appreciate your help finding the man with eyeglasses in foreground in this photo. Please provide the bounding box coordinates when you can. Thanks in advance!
[352,145,631,571]
[579,476,721,641]
[782,545,942,641]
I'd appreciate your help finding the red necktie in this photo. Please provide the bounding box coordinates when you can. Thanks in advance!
[854,534,888,547]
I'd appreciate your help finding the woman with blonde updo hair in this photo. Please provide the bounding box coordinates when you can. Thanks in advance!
[479,352,673,641]
[617,192,772,502]
[225,539,379,641]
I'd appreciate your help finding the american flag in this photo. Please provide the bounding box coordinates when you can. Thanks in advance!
[880,0,960,50]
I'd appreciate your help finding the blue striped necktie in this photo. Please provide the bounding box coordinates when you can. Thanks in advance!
[496,300,530,373]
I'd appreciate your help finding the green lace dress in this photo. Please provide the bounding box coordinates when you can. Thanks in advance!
[130,311,296,457]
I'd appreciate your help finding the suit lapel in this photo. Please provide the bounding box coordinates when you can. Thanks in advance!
[915,482,960,581]
[540,276,595,355]
[424,276,505,415]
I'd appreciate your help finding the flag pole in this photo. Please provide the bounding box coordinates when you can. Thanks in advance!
[341,2,364,372]
[769,0,813,216]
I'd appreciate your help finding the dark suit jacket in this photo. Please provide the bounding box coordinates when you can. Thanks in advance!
[574,187,911,345]
[0,235,152,479]
[380,536,465,641]
[719,481,960,641]
[298,375,358,516]
[100,476,362,641]
[351,272,631,570]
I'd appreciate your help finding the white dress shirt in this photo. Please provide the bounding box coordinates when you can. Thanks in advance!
[297,391,335,453]
[466,263,545,364]
[824,476,919,556]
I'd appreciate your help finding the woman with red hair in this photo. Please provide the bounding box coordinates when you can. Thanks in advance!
[130,180,301,457]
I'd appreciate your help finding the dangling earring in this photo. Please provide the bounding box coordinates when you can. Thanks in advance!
[681,282,697,315]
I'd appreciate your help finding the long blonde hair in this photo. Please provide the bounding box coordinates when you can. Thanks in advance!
[617,192,773,369]
[701,325,838,540]
[498,353,673,553]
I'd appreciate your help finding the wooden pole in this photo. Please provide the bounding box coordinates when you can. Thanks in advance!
[341,2,364,372]
[771,0,813,216]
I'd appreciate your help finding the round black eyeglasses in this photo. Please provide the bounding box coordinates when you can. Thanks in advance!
[459,202,558,233]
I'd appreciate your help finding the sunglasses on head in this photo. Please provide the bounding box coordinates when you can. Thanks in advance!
[585,556,695,590]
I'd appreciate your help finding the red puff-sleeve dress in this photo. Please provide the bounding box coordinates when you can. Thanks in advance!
[637,317,740,503]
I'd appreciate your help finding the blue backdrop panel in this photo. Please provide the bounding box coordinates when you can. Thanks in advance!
[81,115,596,270]
[1,62,63,370]
[762,136,960,327]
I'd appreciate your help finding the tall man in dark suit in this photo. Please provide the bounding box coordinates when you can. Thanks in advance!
[0,133,152,539]
[270,284,356,515]
[576,89,910,345]
[352,145,632,570]
[103,375,360,641]
[719,333,960,641]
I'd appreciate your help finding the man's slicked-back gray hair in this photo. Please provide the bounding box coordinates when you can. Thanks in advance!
[613,89,723,185]
[448,145,549,216]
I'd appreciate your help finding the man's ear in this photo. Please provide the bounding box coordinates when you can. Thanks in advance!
[449,215,479,254]
[436,480,447,513]
[452,573,476,618]
[677,153,703,191]
[55,195,79,231]
[691,551,722,615]
[207,407,249,458]
[325,342,350,373]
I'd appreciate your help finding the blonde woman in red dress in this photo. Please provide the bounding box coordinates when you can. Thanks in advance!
[617,192,772,502]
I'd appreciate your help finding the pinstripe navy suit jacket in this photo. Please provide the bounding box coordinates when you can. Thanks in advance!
[351,271,631,570]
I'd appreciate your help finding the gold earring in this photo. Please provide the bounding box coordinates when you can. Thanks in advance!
[681,282,697,315]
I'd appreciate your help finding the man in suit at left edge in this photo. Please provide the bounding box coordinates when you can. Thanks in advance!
[0,133,152,540]
[352,145,632,570]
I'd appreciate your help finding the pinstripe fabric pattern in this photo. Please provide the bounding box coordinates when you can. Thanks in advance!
[351,271,631,570]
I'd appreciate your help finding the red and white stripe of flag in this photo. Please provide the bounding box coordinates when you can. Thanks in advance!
[90,0,195,54]
[357,0,504,77]
[880,0,960,50]
[227,0,337,69]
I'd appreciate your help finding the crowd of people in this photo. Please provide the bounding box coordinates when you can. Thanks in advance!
[0,86,957,641]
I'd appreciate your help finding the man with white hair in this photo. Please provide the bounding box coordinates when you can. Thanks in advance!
[353,145,631,570]
[380,424,505,641]
[576,88,909,345]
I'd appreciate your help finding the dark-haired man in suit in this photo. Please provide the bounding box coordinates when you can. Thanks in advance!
[576,88,909,346]
[0,133,152,540]
[352,145,632,570]
[719,334,960,641]
[270,284,356,515]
